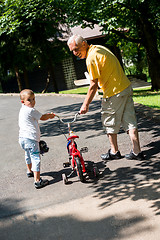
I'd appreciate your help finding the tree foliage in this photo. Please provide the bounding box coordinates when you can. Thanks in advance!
[63,0,160,43]
[0,0,160,91]
[0,0,70,92]
[63,0,160,90]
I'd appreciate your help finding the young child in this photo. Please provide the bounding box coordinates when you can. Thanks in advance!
[18,89,55,189]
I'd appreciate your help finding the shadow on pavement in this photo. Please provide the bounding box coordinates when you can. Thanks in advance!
[40,100,103,138]
[89,157,160,215]
[1,97,160,240]
[0,201,151,240]
[40,99,160,160]
[39,100,160,216]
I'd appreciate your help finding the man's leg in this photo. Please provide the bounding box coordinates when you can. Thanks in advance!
[101,95,123,160]
[108,133,118,153]
[125,128,145,160]
[128,128,141,154]
[101,133,122,160]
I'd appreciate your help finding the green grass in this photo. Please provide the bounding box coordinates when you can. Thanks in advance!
[60,87,89,95]
[59,86,160,109]
[133,86,160,109]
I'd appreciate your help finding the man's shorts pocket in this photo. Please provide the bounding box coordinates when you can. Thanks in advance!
[101,111,116,127]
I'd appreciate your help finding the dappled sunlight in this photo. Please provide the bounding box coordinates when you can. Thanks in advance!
[0,195,155,240]
[89,156,160,215]
[1,94,160,240]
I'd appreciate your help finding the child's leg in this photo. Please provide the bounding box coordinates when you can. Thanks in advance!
[19,138,33,175]
[30,143,49,188]
[27,163,32,173]
[29,141,41,181]
[21,138,48,188]
[33,171,40,182]
[25,149,33,173]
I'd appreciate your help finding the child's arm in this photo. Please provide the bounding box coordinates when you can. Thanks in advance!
[40,112,55,121]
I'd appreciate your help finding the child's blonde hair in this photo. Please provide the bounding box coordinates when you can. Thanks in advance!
[20,89,34,100]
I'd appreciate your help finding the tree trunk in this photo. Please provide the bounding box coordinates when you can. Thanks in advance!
[23,68,29,89]
[112,45,124,70]
[142,24,160,90]
[136,44,143,75]
[15,66,22,92]
[146,50,160,91]
[42,72,50,94]
[139,3,160,90]
[48,60,59,93]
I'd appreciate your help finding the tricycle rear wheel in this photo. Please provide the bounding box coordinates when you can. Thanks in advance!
[62,173,68,184]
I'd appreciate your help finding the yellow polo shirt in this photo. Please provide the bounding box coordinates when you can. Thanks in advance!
[86,45,131,98]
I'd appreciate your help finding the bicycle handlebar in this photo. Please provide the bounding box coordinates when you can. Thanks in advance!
[54,112,80,125]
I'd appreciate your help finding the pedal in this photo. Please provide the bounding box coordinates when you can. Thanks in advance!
[63,162,71,168]
[80,147,88,153]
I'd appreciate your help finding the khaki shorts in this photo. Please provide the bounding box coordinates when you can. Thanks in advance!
[101,85,137,134]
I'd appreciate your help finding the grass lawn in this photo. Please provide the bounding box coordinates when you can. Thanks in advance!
[133,87,160,109]
[60,87,89,95]
[60,86,160,109]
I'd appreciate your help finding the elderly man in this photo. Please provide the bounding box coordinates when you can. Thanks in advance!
[67,35,145,160]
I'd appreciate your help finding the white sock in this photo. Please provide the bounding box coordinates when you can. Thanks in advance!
[132,150,139,156]
[111,150,118,155]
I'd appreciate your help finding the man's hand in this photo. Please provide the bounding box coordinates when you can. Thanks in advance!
[79,103,89,114]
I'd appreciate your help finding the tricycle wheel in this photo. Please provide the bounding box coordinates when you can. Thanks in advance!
[93,166,99,177]
[75,157,85,183]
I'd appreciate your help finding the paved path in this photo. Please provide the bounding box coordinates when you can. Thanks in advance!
[0,93,160,240]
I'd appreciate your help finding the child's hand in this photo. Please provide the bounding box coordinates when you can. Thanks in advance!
[40,112,55,121]
[49,112,55,119]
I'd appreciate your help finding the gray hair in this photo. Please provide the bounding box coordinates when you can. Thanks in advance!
[67,35,87,46]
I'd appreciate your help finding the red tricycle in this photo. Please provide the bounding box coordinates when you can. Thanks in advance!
[55,113,99,184]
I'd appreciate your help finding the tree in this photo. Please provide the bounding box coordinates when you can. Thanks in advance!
[120,41,148,77]
[0,0,70,93]
[63,0,160,90]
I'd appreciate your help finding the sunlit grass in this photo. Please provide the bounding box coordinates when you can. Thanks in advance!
[133,86,160,109]
[60,87,89,95]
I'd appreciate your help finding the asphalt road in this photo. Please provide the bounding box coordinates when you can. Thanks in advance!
[0,94,160,240]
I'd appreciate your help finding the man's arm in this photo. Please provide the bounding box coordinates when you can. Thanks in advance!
[80,79,98,114]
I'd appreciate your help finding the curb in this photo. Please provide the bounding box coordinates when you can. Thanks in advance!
[0,93,159,122]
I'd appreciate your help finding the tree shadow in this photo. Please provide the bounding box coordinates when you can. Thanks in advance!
[40,100,103,138]
[39,99,160,216]
[40,100,160,157]
[89,155,160,215]
[2,96,160,239]
[0,198,152,240]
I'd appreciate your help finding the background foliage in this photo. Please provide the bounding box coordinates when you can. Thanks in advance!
[0,0,160,92]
